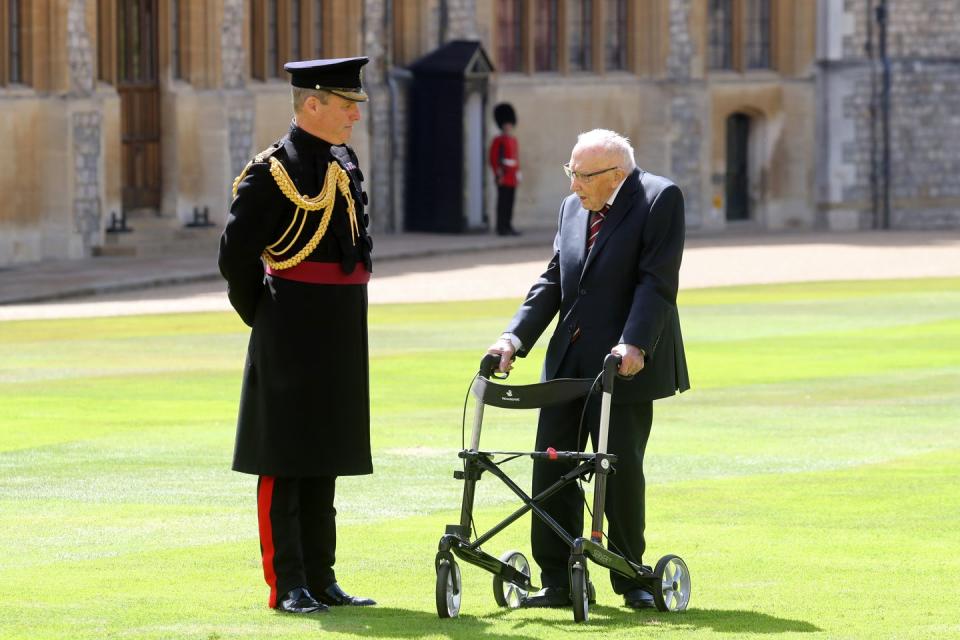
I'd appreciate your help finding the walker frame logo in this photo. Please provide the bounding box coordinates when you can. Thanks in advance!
[501,389,520,402]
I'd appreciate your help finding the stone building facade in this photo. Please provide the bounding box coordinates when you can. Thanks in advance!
[817,0,960,229]
[0,0,957,267]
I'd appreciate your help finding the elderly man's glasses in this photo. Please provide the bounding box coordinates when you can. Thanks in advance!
[563,163,617,182]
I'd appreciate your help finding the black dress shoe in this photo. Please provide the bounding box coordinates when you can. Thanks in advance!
[316,582,376,606]
[277,587,327,614]
[520,586,570,608]
[623,587,655,609]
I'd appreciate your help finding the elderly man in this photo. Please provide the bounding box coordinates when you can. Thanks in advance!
[487,129,690,609]
[219,57,376,614]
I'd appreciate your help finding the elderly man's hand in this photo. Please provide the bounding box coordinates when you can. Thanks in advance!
[611,343,645,377]
[486,338,516,373]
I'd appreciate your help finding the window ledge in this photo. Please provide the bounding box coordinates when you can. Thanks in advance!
[0,83,36,97]
[708,69,781,82]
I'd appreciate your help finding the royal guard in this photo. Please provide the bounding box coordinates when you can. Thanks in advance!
[489,102,521,236]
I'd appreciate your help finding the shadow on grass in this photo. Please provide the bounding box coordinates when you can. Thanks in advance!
[510,604,823,634]
[273,606,541,640]
[276,604,820,637]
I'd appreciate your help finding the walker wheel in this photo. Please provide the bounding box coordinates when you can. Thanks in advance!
[492,550,531,608]
[653,554,691,612]
[570,559,589,623]
[436,559,462,618]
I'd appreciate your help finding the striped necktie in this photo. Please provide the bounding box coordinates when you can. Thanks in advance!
[586,204,610,252]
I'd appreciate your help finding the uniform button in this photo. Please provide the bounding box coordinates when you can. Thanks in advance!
[579,288,587,295]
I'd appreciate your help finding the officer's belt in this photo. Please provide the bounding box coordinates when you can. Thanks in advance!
[266,261,370,285]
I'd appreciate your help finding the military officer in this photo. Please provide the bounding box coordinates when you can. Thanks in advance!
[218,57,376,614]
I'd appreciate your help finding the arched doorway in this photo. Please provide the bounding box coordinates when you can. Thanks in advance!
[725,112,751,221]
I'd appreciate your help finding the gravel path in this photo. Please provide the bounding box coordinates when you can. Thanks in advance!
[2,231,958,321]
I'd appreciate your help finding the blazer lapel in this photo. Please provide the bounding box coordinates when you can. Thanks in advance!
[581,169,643,277]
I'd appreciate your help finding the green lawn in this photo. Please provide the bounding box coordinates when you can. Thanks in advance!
[1,278,959,639]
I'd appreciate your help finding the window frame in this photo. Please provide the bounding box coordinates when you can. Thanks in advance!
[533,0,559,72]
[495,0,525,73]
[603,0,629,72]
[171,0,189,81]
[708,0,775,73]
[250,0,327,82]
[0,0,31,87]
[495,0,633,75]
[565,0,593,73]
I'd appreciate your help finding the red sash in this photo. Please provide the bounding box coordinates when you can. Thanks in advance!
[265,261,370,285]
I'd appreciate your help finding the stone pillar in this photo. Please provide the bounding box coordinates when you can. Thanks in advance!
[64,0,103,256]
[222,0,254,182]
[666,0,704,229]
[363,0,394,233]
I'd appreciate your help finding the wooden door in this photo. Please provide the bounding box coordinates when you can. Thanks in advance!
[117,0,161,211]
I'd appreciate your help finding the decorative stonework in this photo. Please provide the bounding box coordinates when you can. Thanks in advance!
[73,111,102,250]
[444,0,479,40]
[667,0,702,227]
[67,0,95,96]
[364,0,389,232]
[825,0,960,228]
[666,0,695,79]
[227,97,255,178]
[222,0,247,89]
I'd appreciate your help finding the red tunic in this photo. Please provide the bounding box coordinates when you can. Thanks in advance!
[489,133,520,187]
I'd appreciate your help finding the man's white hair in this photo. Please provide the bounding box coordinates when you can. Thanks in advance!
[574,129,636,170]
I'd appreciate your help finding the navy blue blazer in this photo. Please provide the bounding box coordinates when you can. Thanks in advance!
[506,168,690,403]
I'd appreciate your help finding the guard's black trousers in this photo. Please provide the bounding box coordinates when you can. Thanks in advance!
[531,348,653,595]
[496,185,516,234]
[257,476,337,607]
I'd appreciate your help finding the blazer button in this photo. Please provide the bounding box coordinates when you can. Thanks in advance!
[579,288,587,295]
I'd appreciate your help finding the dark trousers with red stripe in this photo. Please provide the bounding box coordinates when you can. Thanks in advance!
[531,344,653,595]
[257,476,337,607]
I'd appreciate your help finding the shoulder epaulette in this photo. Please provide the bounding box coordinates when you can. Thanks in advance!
[253,142,283,163]
[232,142,283,198]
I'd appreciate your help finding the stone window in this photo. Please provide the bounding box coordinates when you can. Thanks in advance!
[97,0,114,84]
[604,0,627,71]
[250,0,326,81]
[534,0,559,71]
[708,0,773,72]
[496,0,524,73]
[566,0,592,72]
[171,0,188,80]
[312,0,324,58]
[744,0,771,69]
[1,0,29,86]
[495,0,634,75]
[708,0,733,70]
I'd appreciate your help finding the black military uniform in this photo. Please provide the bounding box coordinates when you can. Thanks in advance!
[218,57,375,614]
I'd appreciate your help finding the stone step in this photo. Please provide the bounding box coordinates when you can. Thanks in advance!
[97,212,222,257]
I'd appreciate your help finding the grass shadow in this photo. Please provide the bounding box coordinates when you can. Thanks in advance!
[283,604,821,638]
[485,603,822,634]
[278,606,544,640]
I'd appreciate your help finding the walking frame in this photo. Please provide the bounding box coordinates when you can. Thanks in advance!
[434,353,691,622]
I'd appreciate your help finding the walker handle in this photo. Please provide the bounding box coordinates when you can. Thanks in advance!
[602,353,622,391]
[480,353,509,380]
